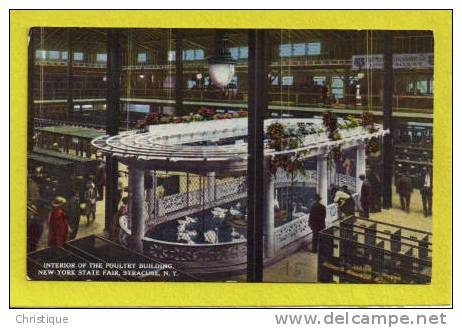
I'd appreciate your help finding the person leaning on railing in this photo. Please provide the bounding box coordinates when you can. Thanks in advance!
[332,186,355,219]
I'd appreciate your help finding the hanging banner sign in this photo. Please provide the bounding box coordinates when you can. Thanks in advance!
[352,53,434,70]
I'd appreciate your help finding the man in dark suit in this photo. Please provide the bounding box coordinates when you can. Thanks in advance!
[368,171,382,212]
[309,194,326,253]
[396,174,413,213]
[359,174,372,218]
[419,166,432,217]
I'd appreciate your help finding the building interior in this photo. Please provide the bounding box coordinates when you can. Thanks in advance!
[26,28,433,283]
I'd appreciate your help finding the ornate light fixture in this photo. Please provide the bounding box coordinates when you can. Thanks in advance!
[208,36,236,88]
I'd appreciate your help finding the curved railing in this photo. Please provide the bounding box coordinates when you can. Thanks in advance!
[154,171,317,224]
[142,238,247,273]
[119,215,247,274]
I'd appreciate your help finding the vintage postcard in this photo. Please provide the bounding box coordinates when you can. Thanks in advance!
[11,10,452,307]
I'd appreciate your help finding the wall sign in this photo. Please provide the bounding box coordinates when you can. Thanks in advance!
[352,53,434,69]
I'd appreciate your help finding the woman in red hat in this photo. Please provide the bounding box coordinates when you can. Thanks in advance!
[48,196,71,247]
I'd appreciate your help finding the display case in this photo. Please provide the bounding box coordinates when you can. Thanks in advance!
[318,217,432,284]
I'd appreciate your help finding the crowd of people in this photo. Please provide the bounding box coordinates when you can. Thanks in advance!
[26,163,108,253]
[27,160,433,256]
[308,166,433,253]
[395,165,433,217]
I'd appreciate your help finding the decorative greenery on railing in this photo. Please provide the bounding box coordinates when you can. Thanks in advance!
[361,111,380,154]
[138,107,248,130]
[323,111,342,168]
[367,136,380,154]
[266,112,381,174]
[340,115,361,130]
[361,111,378,133]
[267,122,309,176]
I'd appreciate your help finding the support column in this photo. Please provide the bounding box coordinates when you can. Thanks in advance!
[264,172,275,258]
[247,29,267,282]
[66,28,74,119]
[104,29,121,232]
[128,166,146,253]
[317,154,328,206]
[356,143,367,194]
[27,28,35,153]
[146,170,156,220]
[206,172,216,204]
[382,31,394,209]
[175,30,184,116]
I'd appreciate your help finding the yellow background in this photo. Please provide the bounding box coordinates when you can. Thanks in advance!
[10,10,452,307]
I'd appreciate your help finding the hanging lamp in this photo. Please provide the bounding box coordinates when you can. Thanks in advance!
[208,35,236,88]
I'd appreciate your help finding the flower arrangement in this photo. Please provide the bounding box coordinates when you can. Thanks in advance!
[341,115,360,129]
[327,145,343,169]
[159,116,173,124]
[322,111,341,141]
[137,108,249,131]
[269,154,305,175]
[361,111,377,133]
[213,113,233,120]
[181,115,192,123]
[137,112,161,129]
[267,122,285,150]
[367,136,380,154]
[267,122,308,175]
[191,113,204,122]
[197,107,215,120]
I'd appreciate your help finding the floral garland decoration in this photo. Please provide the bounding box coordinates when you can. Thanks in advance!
[340,115,360,130]
[366,136,380,154]
[361,111,377,133]
[267,122,308,176]
[323,111,343,168]
[137,107,248,131]
[327,145,342,168]
[361,111,380,154]
[322,111,342,141]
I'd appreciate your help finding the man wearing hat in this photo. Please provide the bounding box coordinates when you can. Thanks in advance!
[67,191,81,239]
[48,196,71,247]
[84,181,97,225]
[359,174,372,218]
[27,203,43,252]
[418,166,433,217]
[95,162,106,201]
[308,194,326,253]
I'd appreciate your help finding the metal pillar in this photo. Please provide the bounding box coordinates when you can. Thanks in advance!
[247,29,266,282]
[128,166,145,253]
[66,28,74,119]
[146,170,156,220]
[316,154,329,206]
[27,28,35,153]
[104,29,121,231]
[382,31,394,209]
[175,30,184,116]
[356,143,367,194]
[206,172,216,204]
[264,173,275,258]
